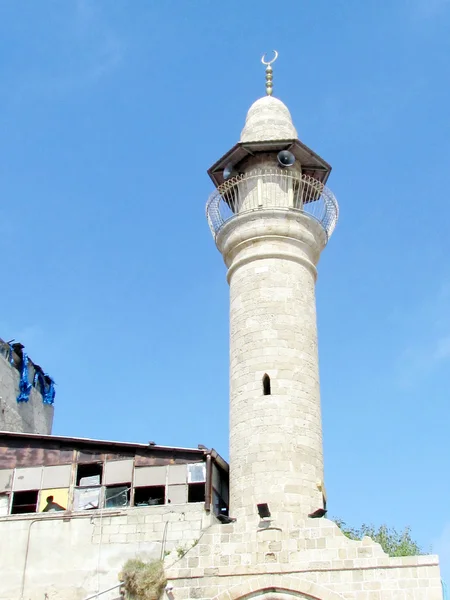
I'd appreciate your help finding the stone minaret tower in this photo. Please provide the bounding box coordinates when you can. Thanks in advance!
[206,53,339,525]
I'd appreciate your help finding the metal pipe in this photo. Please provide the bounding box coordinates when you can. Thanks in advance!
[210,449,229,473]
[204,453,212,513]
[19,512,106,599]
[160,520,169,561]
[84,582,123,600]
[20,518,40,600]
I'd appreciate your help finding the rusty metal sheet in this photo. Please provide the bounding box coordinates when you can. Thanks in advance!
[134,454,171,467]
[43,449,73,466]
[134,451,203,467]
[77,451,105,463]
[105,452,134,461]
[0,443,72,469]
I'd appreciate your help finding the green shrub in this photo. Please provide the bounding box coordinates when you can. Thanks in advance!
[334,519,424,557]
[119,559,167,600]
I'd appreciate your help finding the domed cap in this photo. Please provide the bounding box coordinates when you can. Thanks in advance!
[240,96,298,143]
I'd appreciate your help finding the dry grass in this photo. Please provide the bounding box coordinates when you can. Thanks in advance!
[119,559,167,600]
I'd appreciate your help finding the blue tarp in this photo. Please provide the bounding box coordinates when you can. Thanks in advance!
[17,352,32,403]
[33,370,55,405]
[10,344,55,405]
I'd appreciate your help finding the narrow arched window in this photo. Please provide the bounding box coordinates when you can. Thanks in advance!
[263,374,271,396]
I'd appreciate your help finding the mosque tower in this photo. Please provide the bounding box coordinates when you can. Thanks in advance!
[206,52,339,524]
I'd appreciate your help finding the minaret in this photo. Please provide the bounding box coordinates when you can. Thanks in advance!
[206,53,338,524]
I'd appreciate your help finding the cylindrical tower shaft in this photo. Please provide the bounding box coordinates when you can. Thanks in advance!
[217,204,327,522]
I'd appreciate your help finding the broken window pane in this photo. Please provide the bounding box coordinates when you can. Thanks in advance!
[11,490,38,514]
[105,485,130,509]
[79,475,101,487]
[76,463,103,486]
[134,485,165,506]
[188,483,205,503]
[187,463,206,484]
[73,487,101,510]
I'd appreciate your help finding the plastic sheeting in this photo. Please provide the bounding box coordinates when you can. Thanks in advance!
[73,487,101,510]
[10,343,55,405]
[17,352,32,403]
[443,580,449,600]
[33,370,56,405]
[43,377,55,405]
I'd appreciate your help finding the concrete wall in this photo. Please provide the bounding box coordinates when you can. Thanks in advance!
[0,354,53,435]
[0,502,208,600]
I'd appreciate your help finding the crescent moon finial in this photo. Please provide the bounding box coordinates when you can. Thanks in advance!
[261,50,278,96]
[261,50,278,66]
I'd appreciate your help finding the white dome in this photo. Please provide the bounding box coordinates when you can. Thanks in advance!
[240,96,298,142]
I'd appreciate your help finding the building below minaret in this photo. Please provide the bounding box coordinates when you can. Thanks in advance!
[0,55,444,600]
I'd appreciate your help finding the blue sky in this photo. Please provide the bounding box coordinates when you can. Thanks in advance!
[1,0,449,579]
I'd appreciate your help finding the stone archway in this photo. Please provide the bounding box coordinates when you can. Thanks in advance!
[212,575,347,600]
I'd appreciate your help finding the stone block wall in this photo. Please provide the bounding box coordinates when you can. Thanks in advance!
[166,517,443,600]
[0,503,443,599]
[217,211,327,521]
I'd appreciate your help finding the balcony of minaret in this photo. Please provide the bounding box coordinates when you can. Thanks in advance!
[206,166,338,245]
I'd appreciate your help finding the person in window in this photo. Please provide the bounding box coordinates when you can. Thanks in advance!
[42,495,65,512]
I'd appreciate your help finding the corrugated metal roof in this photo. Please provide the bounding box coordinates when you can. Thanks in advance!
[0,431,229,472]
[0,430,203,454]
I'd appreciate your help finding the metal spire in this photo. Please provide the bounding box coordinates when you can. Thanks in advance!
[261,50,278,96]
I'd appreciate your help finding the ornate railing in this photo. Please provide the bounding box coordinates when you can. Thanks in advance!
[206,168,339,241]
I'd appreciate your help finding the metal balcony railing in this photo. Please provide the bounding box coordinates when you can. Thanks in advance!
[206,168,339,241]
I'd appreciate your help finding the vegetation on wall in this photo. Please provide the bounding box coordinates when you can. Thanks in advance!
[119,559,167,600]
[334,519,425,557]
